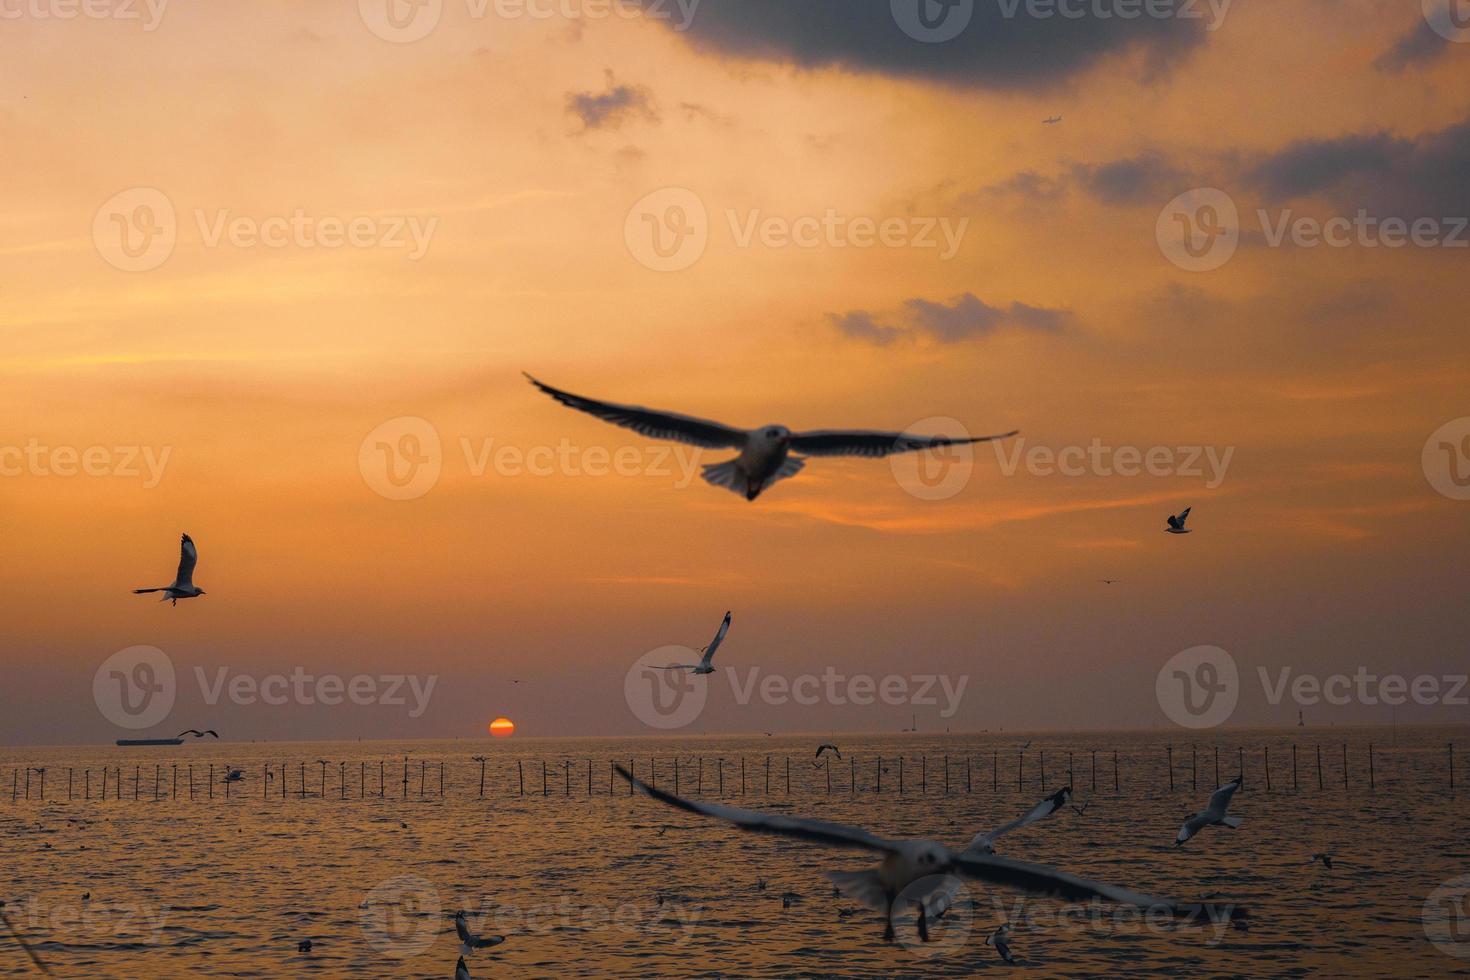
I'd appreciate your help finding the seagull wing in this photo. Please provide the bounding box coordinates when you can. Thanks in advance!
[617,764,897,853]
[175,534,198,588]
[701,612,731,667]
[968,788,1066,852]
[471,935,505,949]
[1206,778,1240,815]
[524,374,747,450]
[788,428,1018,458]
[454,913,473,943]
[953,853,1245,921]
[175,730,202,738]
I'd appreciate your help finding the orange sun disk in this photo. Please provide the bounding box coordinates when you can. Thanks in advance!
[489,717,515,738]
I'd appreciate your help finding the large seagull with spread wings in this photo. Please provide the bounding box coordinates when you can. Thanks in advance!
[524,374,1018,500]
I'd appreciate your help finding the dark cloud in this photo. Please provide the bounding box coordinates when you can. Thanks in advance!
[830,292,1072,345]
[1247,118,1470,218]
[565,71,658,131]
[1373,17,1450,72]
[658,0,1209,91]
[1070,151,1185,205]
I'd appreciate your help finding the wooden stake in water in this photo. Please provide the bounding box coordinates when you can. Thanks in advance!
[1369,743,1375,790]
[921,755,926,794]
[1213,746,1218,786]
[876,756,882,794]
[1237,747,1244,787]
[852,756,857,795]
[1168,746,1175,790]
[944,755,950,795]
[1342,742,1348,790]
[1113,750,1119,792]
[1264,746,1271,791]
[1016,752,1022,792]
[966,756,972,793]
[1316,745,1323,790]
[651,758,656,791]
[993,751,998,792]
[899,757,905,795]
[1191,745,1197,791]
[1292,744,1299,790]
[518,761,525,796]
[785,757,790,794]
[1040,750,1046,791]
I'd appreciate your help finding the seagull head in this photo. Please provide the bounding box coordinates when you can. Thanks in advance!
[755,425,791,447]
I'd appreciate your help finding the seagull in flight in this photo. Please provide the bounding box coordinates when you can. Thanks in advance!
[524,374,1018,501]
[815,744,842,761]
[1306,852,1341,870]
[1176,776,1243,846]
[133,533,206,605]
[656,611,730,675]
[986,922,1017,963]
[966,787,1073,856]
[1042,115,1062,124]
[1099,579,1119,585]
[455,956,472,980]
[176,729,219,739]
[453,910,505,956]
[1165,507,1193,534]
[616,765,1242,941]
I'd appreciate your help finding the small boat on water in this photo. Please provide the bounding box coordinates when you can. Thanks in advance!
[115,738,185,746]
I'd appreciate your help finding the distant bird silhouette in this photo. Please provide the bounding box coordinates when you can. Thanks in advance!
[1099,579,1119,585]
[297,939,312,953]
[524,373,1018,501]
[1043,115,1062,124]
[1166,507,1193,534]
[1176,776,1243,846]
[815,744,842,761]
[1306,852,1339,870]
[133,533,206,605]
[176,729,218,739]
[781,891,803,908]
[655,611,731,675]
[1070,800,1091,817]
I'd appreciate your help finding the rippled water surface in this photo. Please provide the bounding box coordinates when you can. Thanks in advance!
[3,727,1469,978]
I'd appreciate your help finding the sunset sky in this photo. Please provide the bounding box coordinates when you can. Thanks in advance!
[2,0,1468,744]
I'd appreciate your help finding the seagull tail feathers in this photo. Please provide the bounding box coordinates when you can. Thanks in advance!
[1219,816,1243,829]
[700,460,746,495]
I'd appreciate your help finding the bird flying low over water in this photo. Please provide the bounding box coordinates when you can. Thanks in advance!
[656,611,730,675]
[1043,115,1062,124]
[616,765,1244,941]
[1166,507,1193,534]
[987,922,1017,964]
[966,786,1072,856]
[1176,776,1243,846]
[523,373,1018,501]
[455,955,472,980]
[453,911,504,956]
[815,744,842,761]
[133,533,206,605]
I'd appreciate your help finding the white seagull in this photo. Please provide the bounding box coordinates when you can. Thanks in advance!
[524,374,1018,501]
[966,786,1073,856]
[1165,507,1193,534]
[133,533,206,605]
[1175,776,1243,846]
[987,922,1017,964]
[453,910,504,956]
[617,765,1243,941]
[656,611,730,675]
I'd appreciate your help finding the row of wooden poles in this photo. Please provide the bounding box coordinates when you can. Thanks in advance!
[5,743,1451,801]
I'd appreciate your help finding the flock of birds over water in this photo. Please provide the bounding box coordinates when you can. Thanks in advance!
[7,375,1225,976]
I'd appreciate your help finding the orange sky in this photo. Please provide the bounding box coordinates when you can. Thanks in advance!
[2,0,1468,744]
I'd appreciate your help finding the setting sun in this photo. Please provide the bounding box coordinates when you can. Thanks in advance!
[489,718,515,738]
